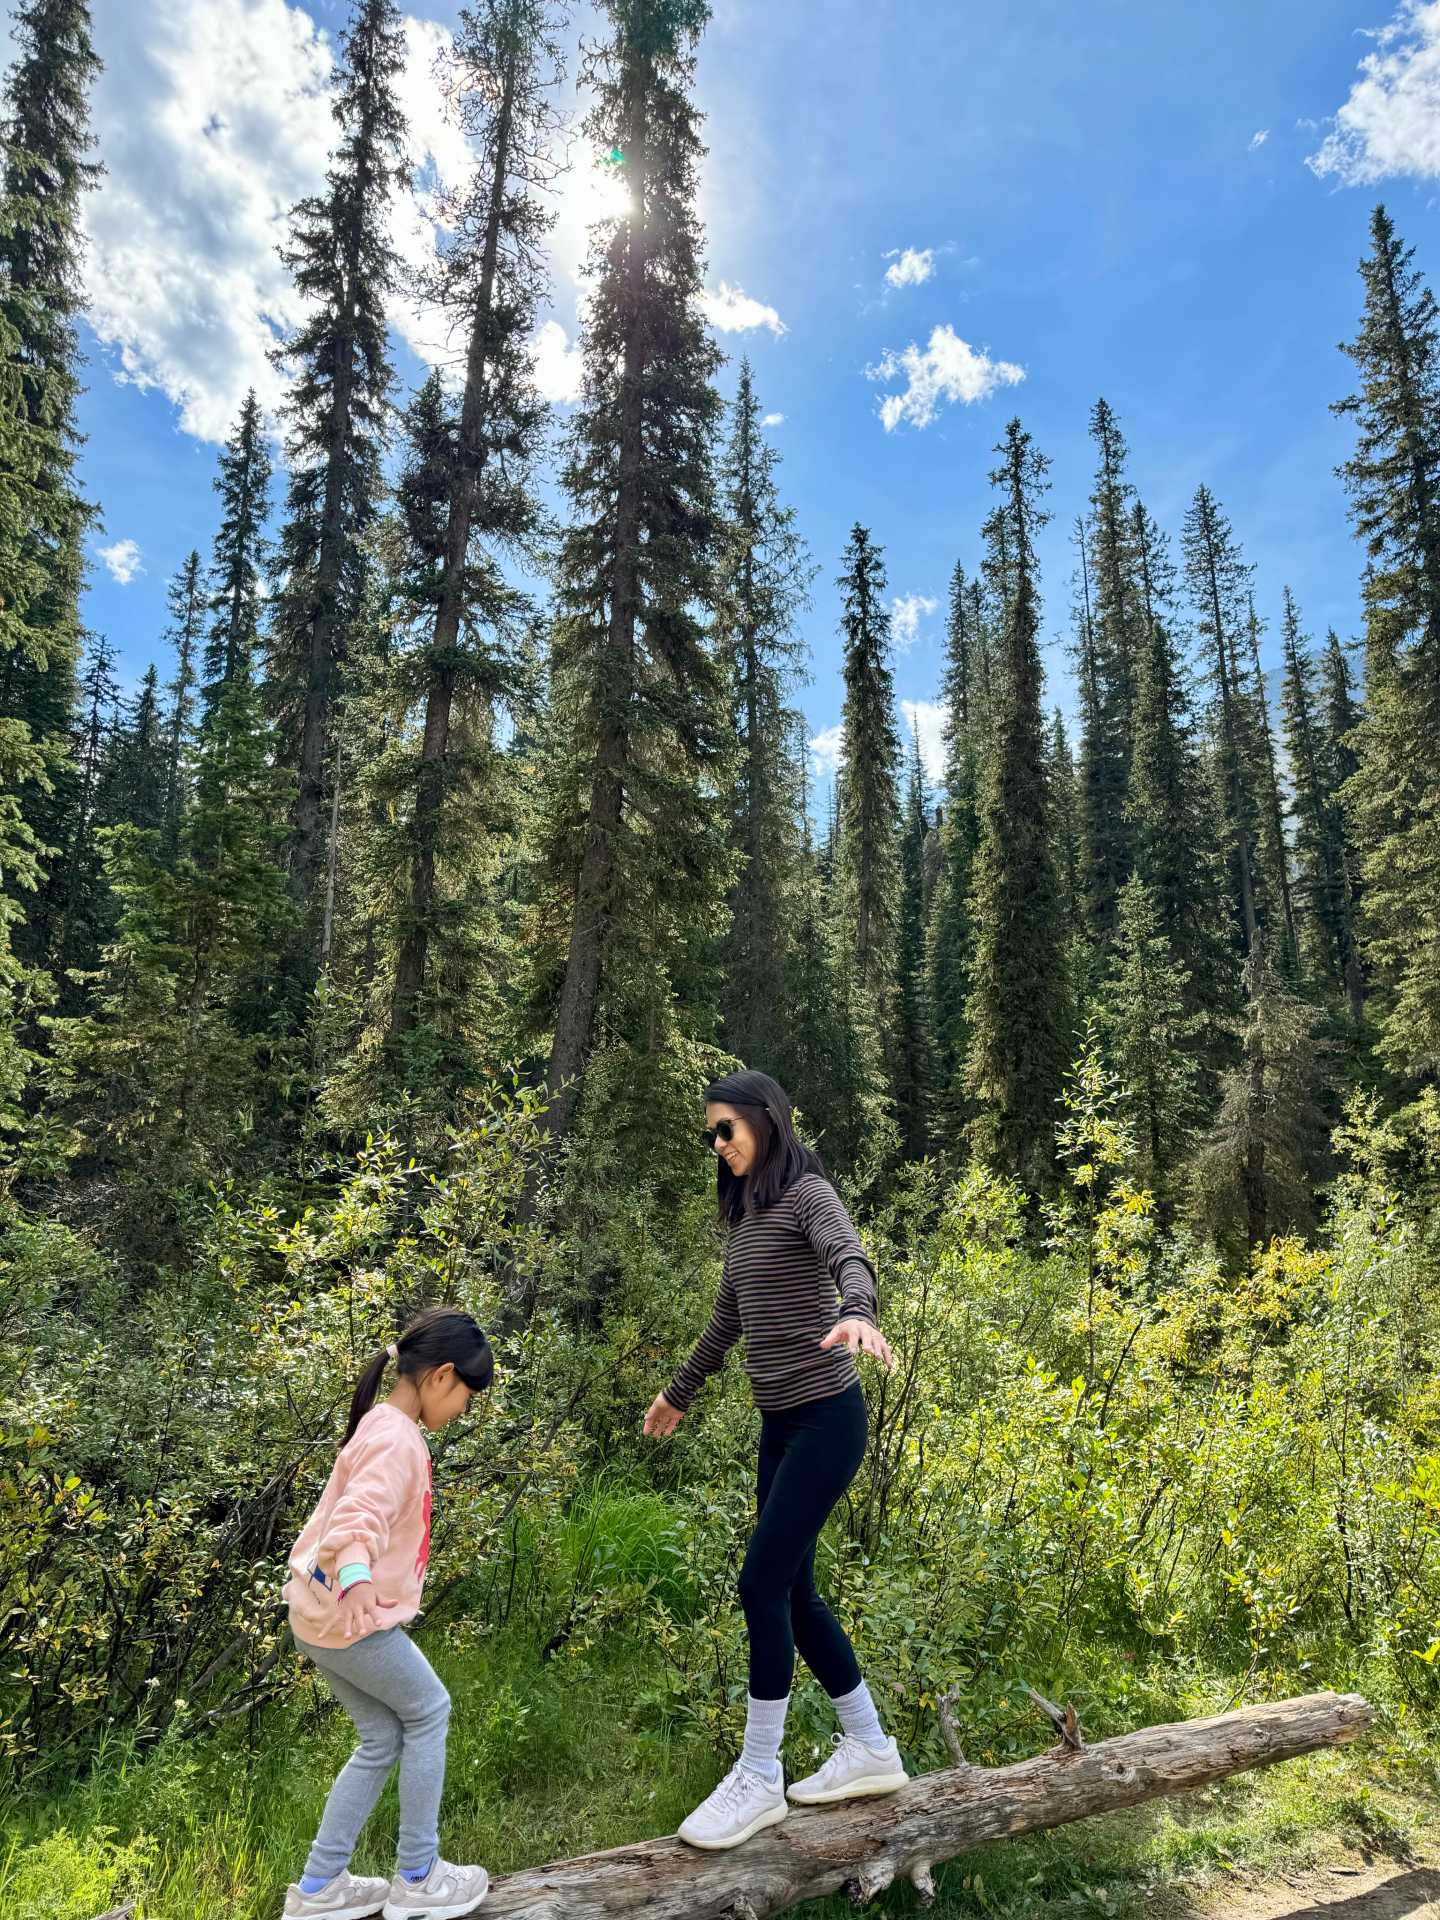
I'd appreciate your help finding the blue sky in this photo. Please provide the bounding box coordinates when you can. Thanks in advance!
[70,0,1440,787]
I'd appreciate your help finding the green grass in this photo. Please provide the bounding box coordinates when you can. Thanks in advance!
[1,1630,1434,1920]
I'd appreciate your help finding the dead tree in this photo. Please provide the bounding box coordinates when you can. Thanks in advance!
[474,1689,1371,1920]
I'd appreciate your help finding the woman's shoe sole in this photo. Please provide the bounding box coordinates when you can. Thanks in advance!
[677,1798,788,1850]
[787,1772,908,1805]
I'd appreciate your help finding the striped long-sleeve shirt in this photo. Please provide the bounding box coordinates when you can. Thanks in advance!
[664,1171,880,1415]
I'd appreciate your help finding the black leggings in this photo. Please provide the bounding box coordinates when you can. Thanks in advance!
[738,1381,868,1700]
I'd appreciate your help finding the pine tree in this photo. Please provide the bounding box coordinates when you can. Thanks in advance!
[533,0,731,1167]
[0,0,101,970]
[203,390,272,712]
[1100,873,1202,1204]
[713,360,814,1074]
[834,522,903,1115]
[160,550,203,863]
[965,419,1069,1186]
[1333,204,1440,1076]
[267,0,410,928]
[386,2,562,1054]
[895,722,933,1160]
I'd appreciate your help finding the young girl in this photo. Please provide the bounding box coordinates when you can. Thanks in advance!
[281,1307,495,1920]
[643,1070,908,1851]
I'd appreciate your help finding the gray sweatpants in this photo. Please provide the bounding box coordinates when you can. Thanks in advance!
[296,1625,451,1879]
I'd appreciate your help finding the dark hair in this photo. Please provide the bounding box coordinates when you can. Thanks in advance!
[703,1068,827,1226]
[342,1305,494,1447]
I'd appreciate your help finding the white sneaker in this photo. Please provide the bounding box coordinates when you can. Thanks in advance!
[677,1760,788,1850]
[283,1869,392,1919]
[787,1732,908,1805]
[380,1858,489,1920]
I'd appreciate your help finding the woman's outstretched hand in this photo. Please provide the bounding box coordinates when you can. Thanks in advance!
[820,1317,897,1372]
[643,1390,685,1437]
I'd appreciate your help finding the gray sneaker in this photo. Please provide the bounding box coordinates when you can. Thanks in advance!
[380,1858,489,1920]
[282,1868,392,1919]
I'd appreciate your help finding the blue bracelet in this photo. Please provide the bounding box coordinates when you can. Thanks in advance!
[337,1562,373,1593]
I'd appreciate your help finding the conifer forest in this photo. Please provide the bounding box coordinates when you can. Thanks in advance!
[3,1,1440,1915]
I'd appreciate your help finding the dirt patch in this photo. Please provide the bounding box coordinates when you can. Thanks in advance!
[1166,1838,1440,1920]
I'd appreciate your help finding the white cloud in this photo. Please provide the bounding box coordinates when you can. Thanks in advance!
[762,411,785,426]
[82,1,480,443]
[1308,0,1440,184]
[1249,128,1270,149]
[883,246,935,289]
[891,592,938,651]
[701,281,787,336]
[97,538,144,585]
[808,723,845,776]
[530,319,584,404]
[901,699,947,786]
[868,323,1024,431]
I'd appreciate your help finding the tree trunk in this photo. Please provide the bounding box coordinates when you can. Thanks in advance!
[469,1690,1371,1920]
[390,47,519,1035]
[541,57,649,1145]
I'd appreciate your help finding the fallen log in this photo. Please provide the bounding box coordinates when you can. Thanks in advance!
[475,1690,1371,1920]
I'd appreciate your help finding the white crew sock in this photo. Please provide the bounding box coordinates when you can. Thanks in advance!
[740,1692,789,1782]
[831,1678,888,1750]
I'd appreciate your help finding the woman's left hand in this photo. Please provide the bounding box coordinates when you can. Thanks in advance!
[820,1318,896,1372]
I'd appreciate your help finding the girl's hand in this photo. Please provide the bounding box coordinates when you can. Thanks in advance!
[643,1391,684,1438]
[820,1318,897,1372]
[338,1581,379,1640]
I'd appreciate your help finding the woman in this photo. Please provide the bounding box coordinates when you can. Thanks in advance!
[643,1069,907,1851]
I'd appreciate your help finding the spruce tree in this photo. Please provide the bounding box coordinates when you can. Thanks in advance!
[895,722,933,1160]
[387,0,562,1050]
[105,663,167,837]
[1079,399,1139,943]
[1319,628,1367,1027]
[1182,485,1262,955]
[1280,588,1357,1009]
[267,0,409,928]
[1100,872,1202,1205]
[834,522,903,1115]
[47,627,116,986]
[0,0,101,969]
[964,419,1069,1185]
[1333,204,1440,1076]
[1241,593,1299,976]
[1188,937,1329,1255]
[203,391,272,713]
[927,559,982,1152]
[533,0,731,1167]
[160,550,203,863]
[713,359,814,1074]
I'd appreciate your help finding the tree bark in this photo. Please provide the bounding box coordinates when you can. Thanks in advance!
[472,1690,1371,1920]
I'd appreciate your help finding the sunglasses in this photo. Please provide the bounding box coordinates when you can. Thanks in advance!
[701,1119,737,1150]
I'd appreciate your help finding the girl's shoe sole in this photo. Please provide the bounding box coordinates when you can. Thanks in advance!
[787,1772,908,1806]
[678,1799,788,1851]
[381,1881,488,1920]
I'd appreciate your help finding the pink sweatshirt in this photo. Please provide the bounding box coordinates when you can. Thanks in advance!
[284,1404,434,1651]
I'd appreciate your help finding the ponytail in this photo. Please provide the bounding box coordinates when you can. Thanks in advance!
[342,1305,494,1447]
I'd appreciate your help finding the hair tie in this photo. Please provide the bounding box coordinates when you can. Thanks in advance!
[386,1341,400,1364]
